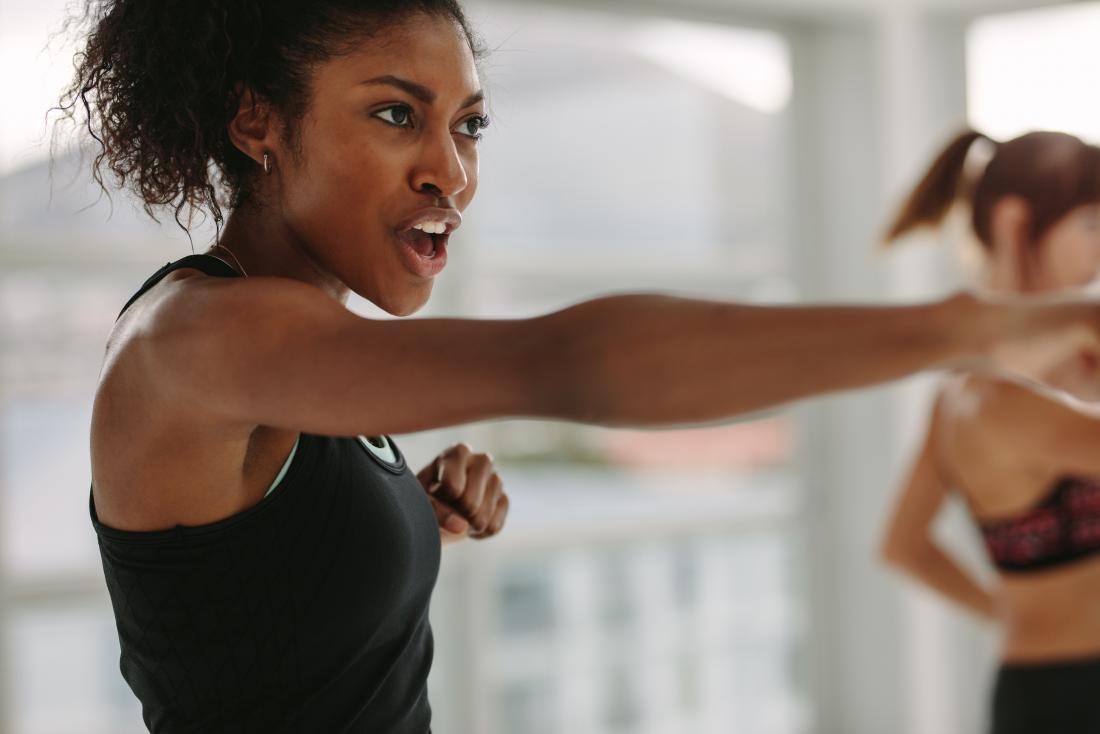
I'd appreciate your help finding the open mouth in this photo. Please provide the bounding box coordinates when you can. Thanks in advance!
[403,229,443,259]
[395,226,450,278]
[400,219,452,259]
[394,213,458,277]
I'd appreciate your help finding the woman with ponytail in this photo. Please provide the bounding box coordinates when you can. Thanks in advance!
[60,1,1100,730]
[881,129,1100,733]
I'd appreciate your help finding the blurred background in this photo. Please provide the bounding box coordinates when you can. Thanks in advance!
[1,0,1098,732]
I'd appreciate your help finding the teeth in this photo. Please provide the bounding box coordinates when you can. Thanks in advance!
[413,221,446,235]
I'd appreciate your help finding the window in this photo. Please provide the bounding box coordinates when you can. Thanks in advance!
[1,2,809,733]
[968,3,1100,141]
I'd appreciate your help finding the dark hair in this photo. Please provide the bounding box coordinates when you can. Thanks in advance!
[884,129,1100,249]
[55,0,484,231]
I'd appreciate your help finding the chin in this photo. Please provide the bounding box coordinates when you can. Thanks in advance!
[384,287,433,317]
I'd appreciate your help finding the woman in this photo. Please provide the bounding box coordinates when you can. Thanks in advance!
[881,129,1100,733]
[64,2,1100,731]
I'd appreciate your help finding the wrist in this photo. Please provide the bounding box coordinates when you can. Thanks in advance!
[933,292,1000,369]
[440,530,468,546]
[977,294,1096,370]
[930,291,1077,370]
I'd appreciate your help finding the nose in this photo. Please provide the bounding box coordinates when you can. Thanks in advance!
[410,131,469,199]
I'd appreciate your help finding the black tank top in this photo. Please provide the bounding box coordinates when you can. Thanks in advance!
[89,254,441,733]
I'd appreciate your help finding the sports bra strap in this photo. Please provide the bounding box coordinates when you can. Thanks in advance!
[117,254,242,320]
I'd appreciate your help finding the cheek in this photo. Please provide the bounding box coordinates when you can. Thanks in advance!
[286,136,395,239]
[313,134,384,198]
[1071,233,1100,278]
[1047,234,1100,285]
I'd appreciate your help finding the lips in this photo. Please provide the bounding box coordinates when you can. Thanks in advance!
[395,232,448,278]
[395,207,462,235]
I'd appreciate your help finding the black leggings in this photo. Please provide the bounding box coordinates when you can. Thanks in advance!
[992,657,1100,733]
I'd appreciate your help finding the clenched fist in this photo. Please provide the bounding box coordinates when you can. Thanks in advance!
[416,442,510,545]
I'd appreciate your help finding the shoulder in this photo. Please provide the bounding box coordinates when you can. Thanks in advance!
[114,270,354,370]
[938,369,1087,451]
[144,270,347,339]
[939,370,1033,422]
[927,372,1031,482]
[102,269,356,412]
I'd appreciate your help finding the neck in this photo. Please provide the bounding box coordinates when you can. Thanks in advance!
[210,206,350,304]
[995,346,1100,401]
[1041,358,1100,402]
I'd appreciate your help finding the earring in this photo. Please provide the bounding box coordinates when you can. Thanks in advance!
[262,153,272,175]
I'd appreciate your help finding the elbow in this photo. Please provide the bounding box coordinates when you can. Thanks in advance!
[523,307,614,425]
[880,535,932,573]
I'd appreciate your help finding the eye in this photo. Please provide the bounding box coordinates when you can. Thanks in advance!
[455,114,490,140]
[373,105,414,128]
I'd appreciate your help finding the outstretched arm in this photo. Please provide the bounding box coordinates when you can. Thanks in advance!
[535,293,998,427]
[880,402,997,620]
[141,277,1099,437]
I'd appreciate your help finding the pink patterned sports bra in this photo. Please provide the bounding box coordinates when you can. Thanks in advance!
[980,478,1100,572]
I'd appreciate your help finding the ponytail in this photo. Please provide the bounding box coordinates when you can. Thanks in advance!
[883,129,990,245]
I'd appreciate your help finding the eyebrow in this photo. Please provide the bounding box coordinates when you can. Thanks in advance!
[360,75,484,109]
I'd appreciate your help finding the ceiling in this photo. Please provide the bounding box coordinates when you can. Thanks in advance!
[507,0,1079,25]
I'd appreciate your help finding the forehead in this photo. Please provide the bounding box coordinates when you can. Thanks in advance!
[315,13,481,103]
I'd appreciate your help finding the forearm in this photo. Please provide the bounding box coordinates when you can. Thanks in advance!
[531,292,995,427]
[886,544,997,621]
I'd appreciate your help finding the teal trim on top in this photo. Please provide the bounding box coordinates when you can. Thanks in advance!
[263,435,301,498]
[358,435,397,464]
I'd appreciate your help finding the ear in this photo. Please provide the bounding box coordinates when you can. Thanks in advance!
[990,195,1031,246]
[226,86,280,168]
[988,195,1036,291]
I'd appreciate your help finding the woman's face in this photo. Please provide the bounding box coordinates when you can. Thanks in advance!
[1016,203,1100,396]
[1035,203,1100,291]
[271,13,485,316]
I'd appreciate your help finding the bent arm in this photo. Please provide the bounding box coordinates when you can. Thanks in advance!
[143,278,1089,436]
[881,409,997,620]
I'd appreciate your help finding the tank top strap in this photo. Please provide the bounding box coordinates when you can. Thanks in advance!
[117,253,242,320]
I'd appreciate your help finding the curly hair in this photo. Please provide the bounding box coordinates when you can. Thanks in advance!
[55,0,484,232]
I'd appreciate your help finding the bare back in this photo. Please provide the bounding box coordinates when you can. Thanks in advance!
[937,375,1063,518]
[935,373,1100,662]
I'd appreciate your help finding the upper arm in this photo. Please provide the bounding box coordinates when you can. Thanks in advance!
[881,395,952,562]
[974,373,1100,478]
[134,275,544,436]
